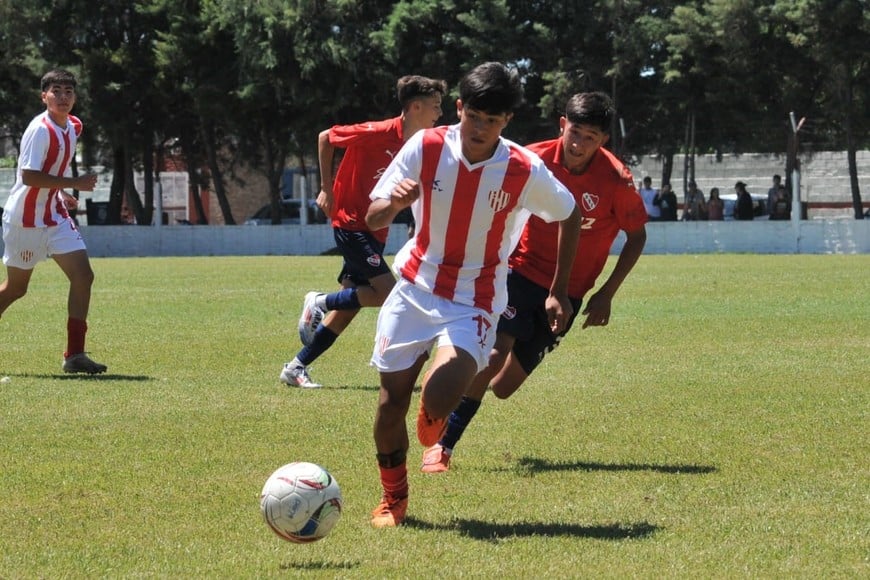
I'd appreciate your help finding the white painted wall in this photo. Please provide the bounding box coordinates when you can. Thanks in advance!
[2,222,866,258]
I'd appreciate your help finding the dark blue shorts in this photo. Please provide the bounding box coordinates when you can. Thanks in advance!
[333,227,391,286]
[498,271,582,375]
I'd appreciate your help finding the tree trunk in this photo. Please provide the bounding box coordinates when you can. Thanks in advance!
[179,128,208,224]
[123,138,145,224]
[202,120,235,224]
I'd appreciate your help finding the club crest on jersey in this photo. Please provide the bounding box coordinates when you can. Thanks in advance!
[501,305,517,320]
[581,192,599,212]
[488,189,511,213]
[367,254,382,268]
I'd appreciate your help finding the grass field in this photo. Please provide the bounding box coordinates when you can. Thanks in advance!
[1,254,867,578]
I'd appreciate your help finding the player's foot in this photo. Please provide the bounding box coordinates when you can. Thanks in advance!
[421,444,452,473]
[416,403,447,447]
[62,352,107,375]
[298,292,325,347]
[370,495,408,528]
[279,360,322,388]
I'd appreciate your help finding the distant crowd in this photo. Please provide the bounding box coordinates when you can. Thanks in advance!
[638,174,792,222]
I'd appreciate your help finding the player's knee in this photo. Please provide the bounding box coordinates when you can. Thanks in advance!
[0,281,29,301]
[492,381,521,399]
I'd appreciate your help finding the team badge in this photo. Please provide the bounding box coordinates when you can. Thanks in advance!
[488,189,510,213]
[581,192,599,212]
[367,254,382,268]
[501,305,517,320]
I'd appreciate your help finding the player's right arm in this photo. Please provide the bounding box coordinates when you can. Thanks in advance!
[366,178,419,231]
[317,129,336,217]
[21,169,97,192]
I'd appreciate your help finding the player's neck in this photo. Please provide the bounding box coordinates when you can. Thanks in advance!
[47,110,69,128]
[401,117,425,142]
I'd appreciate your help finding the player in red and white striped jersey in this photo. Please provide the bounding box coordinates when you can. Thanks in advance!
[421,92,649,474]
[0,69,106,374]
[363,63,582,527]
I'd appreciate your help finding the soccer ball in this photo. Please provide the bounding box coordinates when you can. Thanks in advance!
[260,462,342,543]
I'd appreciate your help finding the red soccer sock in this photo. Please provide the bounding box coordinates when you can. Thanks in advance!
[379,463,409,501]
[65,318,88,358]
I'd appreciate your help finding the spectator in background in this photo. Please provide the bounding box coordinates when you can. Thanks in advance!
[682,180,707,221]
[735,181,754,220]
[769,184,790,220]
[639,176,660,221]
[655,183,678,221]
[707,187,724,221]
[766,174,782,216]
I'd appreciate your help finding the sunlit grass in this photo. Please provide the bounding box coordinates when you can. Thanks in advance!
[1,255,867,577]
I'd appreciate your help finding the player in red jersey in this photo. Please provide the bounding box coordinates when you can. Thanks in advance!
[421,91,648,473]
[280,75,448,388]
[364,62,582,527]
[0,69,106,374]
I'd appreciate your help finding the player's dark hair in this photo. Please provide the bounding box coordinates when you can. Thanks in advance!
[459,62,523,115]
[41,69,77,91]
[565,92,614,133]
[396,75,448,108]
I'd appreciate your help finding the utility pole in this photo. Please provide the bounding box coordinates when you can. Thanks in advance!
[787,112,806,222]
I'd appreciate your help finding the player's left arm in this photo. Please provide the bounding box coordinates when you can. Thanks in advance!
[545,203,582,334]
[582,225,646,328]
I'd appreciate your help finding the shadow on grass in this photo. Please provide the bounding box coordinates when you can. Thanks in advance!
[280,559,359,571]
[15,373,154,381]
[404,516,659,542]
[509,456,717,475]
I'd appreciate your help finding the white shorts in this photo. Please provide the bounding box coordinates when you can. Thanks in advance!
[2,219,86,270]
[371,278,498,373]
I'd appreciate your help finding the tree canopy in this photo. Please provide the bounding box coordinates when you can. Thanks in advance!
[1,0,867,221]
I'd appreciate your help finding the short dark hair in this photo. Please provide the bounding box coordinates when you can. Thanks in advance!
[458,62,523,115]
[396,75,448,108]
[565,92,614,132]
[41,69,77,91]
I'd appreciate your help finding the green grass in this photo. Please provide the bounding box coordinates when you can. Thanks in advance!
[1,255,867,578]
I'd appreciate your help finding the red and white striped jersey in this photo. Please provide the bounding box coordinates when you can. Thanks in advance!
[371,124,576,315]
[4,112,82,228]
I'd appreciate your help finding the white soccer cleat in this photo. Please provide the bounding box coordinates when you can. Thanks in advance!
[298,291,325,347]
[280,361,322,388]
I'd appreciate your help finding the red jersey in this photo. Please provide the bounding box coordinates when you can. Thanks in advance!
[510,139,647,299]
[328,116,406,244]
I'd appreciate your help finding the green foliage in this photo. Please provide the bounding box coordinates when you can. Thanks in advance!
[0,255,867,577]
[0,0,866,212]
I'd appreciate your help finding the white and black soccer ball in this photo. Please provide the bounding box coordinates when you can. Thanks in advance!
[260,462,342,543]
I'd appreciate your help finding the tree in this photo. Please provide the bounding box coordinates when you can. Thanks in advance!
[779,0,868,218]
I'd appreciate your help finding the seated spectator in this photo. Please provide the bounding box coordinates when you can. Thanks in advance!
[654,183,678,221]
[639,176,661,221]
[707,187,724,220]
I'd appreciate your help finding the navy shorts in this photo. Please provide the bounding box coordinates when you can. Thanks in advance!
[498,271,582,375]
[333,227,391,286]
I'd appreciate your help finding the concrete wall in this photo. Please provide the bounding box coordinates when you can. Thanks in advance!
[2,221,865,258]
[633,150,870,218]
